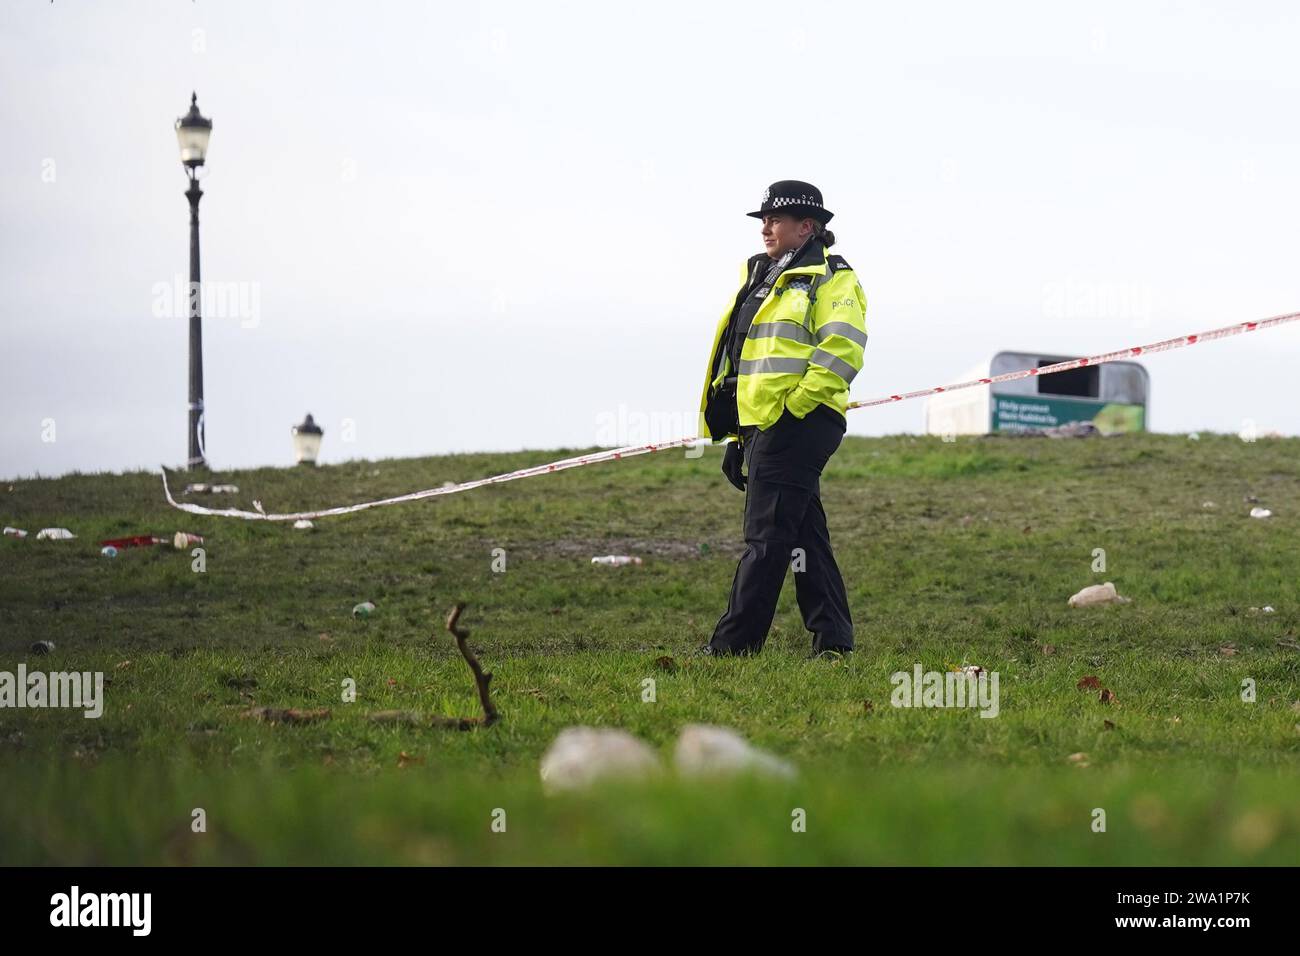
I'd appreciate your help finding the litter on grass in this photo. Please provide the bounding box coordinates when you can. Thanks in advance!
[183,483,239,495]
[538,724,797,794]
[539,727,662,794]
[1068,582,1131,607]
[99,535,168,549]
[674,725,796,780]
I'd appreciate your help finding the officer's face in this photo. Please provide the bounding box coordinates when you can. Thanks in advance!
[761,213,815,257]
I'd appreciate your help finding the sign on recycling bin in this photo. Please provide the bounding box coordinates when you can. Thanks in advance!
[992,396,1145,434]
[924,350,1150,437]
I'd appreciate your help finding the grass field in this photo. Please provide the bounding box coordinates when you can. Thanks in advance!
[2,432,1298,865]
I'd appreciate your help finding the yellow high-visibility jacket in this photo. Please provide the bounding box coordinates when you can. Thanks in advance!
[698,242,868,441]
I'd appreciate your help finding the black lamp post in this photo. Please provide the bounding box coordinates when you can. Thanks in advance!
[175,92,212,469]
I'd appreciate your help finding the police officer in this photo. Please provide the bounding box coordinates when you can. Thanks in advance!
[697,181,868,658]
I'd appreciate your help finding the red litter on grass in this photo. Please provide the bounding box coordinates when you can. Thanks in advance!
[99,535,169,550]
[174,532,204,549]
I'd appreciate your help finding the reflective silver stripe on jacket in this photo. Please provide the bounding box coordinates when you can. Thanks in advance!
[738,356,809,375]
[816,321,869,348]
[809,348,859,383]
[748,322,816,346]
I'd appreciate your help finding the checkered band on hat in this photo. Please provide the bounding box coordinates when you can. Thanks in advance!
[772,194,822,209]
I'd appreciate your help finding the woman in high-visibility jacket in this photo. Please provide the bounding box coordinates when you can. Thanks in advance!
[698,181,867,658]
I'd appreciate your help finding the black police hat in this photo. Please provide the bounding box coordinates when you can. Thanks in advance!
[746,180,834,224]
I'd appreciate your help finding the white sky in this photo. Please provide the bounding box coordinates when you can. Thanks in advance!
[2,0,1298,478]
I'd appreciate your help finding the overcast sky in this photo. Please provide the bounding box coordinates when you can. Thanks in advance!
[2,0,1298,479]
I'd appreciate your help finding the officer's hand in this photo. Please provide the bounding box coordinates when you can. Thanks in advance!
[722,440,746,491]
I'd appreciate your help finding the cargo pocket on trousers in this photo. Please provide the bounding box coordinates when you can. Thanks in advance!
[745,485,805,543]
[743,484,781,542]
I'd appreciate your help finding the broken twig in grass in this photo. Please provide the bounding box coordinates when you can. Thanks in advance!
[363,602,500,730]
[439,601,499,728]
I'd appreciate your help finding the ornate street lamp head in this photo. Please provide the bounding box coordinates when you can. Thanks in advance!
[175,92,213,169]
[292,413,324,465]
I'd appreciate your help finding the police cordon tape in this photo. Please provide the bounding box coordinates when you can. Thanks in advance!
[161,309,1300,522]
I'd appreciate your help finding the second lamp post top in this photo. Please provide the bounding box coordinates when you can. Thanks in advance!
[175,92,213,170]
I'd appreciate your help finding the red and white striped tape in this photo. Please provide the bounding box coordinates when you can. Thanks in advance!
[162,310,1299,522]
[847,311,1298,410]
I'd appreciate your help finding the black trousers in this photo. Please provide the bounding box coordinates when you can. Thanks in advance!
[709,403,854,655]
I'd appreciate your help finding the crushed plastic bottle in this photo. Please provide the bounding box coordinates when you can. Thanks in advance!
[591,555,643,566]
